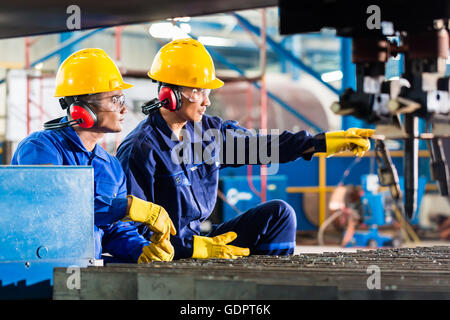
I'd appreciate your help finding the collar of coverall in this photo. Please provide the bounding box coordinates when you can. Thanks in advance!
[58,116,110,162]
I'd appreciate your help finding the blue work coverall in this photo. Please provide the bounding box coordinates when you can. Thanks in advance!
[116,111,326,259]
[11,117,149,262]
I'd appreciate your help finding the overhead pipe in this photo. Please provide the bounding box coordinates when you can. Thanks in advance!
[231,12,340,96]
[32,28,106,69]
[210,47,323,133]
[232,11,267,83]
[0,28,106,86]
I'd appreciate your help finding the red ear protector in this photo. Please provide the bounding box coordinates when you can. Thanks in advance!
[141,83,182,115]
[44,98,98,130]
[69,101,97,128]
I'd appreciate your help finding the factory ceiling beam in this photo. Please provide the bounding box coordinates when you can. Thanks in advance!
[0,0,276,39]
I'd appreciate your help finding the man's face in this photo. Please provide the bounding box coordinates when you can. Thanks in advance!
[176,87,211,122]
[85,90,127,133]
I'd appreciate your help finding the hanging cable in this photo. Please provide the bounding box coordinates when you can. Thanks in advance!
[374,139,420,244]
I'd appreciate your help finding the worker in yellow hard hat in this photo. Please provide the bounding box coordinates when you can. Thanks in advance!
[12,48,176,263]
[116,38,374,260]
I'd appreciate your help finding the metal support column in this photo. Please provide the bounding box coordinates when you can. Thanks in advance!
[340,37,367,130]
[404,114,419,219]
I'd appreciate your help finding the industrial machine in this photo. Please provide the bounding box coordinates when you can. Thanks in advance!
[0,166,97,299]
[344,173,426,248]
[345,139,425,248]
[280,0,450,222]
[320,138,427,248]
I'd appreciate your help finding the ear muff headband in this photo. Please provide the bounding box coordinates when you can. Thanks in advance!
[44,98,97,130]
[70,101,97,128]
[141,83,182,115]
[158,85,182,111]
[43,117,81,130]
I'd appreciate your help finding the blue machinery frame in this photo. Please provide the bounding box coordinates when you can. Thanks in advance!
[0,166,95,299]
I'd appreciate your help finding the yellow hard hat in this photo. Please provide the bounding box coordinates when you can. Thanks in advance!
[148,38,224,90]
[54,48,133,97]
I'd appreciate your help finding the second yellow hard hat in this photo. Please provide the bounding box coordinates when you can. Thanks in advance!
[148,38,224,90]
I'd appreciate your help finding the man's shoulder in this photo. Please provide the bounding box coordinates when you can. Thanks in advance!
[201,114,223,129]
[117,119,155,159]
[106,152,126,172]
[127,118,156,143]
[17,130,61,149]
[97,146,120,163]
[12,129,65,164]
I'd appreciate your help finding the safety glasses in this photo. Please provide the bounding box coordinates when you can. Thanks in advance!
[87,94,126,112]
[180,87,211,103]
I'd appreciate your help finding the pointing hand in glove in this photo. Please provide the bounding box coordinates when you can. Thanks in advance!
[325,128,375,157]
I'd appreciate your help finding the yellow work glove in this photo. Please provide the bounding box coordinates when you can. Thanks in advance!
[325,128,375,157]
[125,195,177,243]
[192,231,250,259]
[138,235,174,263]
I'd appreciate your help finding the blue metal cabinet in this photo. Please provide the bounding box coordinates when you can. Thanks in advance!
[0,166,95,299]
[220,175,288,222]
